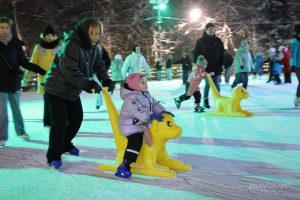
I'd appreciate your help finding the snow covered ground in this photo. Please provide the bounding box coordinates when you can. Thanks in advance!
[1,75,300,200]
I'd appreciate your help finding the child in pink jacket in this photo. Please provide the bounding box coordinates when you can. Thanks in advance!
[174,55,211,112]
[116,73,174,179]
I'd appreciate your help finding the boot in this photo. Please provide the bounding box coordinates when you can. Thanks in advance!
[194,103,205,112]
[18,133,29,140]
[115,160,132,179]
[68,147,80,156]
[174,98,181,109]
[0,140,6,146]
[49,160,62,169]
[203,98,210,109]
[294,97,300,107]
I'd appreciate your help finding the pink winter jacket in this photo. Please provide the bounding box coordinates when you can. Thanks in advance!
[118,84,165,137]
[187,66,205,96]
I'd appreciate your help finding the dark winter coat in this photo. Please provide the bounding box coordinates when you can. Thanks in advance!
[155,61,162,70]
[290,35,300,68]
[223,50,233,69]
[44,18,110,101]
[173,57,192,71]
[100,45,111,69]
[0,37,46,92]
[166,58,172,69]
[192,32,224,75]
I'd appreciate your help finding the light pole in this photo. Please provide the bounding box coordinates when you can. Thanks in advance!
[150,0,168,61]
[157,5,162,61]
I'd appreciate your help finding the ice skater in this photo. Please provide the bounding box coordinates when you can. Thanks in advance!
[174,55,211,112]
[44,17,114,169]
[0,16,46,146]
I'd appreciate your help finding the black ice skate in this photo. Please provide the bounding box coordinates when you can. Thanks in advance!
[203,98,210,109]
[294,97,300,108]
[174,98,181,109]
[194,104,205,112]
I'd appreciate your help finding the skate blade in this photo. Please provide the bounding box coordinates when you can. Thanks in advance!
[194,110,205,113]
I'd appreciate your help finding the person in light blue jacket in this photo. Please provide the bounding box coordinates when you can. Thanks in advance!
[110,53,125,88]
[122,44,151,78]
[231,39,254,90]
[290,23,300,106]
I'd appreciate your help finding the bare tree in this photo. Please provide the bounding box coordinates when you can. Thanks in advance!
[1,0,299,62]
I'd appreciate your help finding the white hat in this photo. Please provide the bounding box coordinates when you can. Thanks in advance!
[278,46,285,52]
[269,48,276,53]
[114,54,122,60]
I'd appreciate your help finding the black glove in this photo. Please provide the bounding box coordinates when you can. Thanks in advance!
[102,78,115,93]
[38,68,47,76]
[84,80,102,93]
[30,63,46,75]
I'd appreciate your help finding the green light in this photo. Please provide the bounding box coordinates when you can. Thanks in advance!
[159,4,166,10]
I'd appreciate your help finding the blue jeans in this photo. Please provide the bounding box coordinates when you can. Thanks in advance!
[203,75,221,99]
[224,66,232,83]
[0,91,25,140]
[95,92,103,107]
[295,68,300,97]
[182,70,191,84]
[92,74,103,108]
[157,70,162,81]
[166,68,172,80]
[231,72,249,89]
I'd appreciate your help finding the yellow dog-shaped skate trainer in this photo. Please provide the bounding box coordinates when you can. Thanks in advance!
[206,74,253,116]
[98,88,191,178]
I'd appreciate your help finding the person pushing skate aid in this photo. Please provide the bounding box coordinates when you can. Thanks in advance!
[98,73,191,179]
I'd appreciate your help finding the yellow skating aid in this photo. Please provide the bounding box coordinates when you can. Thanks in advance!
[98,88,191,178]
[206,74,253,116]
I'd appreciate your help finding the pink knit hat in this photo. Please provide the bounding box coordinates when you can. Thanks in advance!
[127,73,144,91]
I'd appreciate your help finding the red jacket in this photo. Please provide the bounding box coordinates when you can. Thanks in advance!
[282,48,291,73]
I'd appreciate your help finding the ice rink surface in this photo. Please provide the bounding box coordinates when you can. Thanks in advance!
[1,75,300,200]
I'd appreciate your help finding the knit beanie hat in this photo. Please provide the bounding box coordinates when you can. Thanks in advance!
[132,44,141,52]
[196,55,207,68]
[127,73,144,91]
[205,23,215,30]
[42,25,55,37]
[295,24,300,34]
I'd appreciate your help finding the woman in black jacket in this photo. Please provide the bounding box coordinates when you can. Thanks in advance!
[0,17,46,146]
[44,17,114,169]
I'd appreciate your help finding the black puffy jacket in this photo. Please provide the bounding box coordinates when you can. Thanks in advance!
[193,32,224,75]
[0,37,45,92]
[44,18,110,101]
